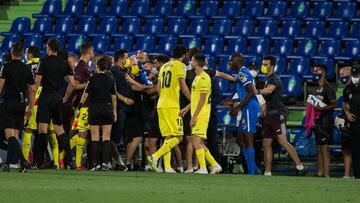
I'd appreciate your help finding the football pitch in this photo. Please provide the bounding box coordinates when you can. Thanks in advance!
[0,170,359,203]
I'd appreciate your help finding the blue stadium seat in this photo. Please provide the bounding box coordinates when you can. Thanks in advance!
[265,1,286,18]
[1,17,31,36]
[24,17,52,35]
[295,38,317,57]
[143,18,164,36]
[350,21,360,38]
[120,18,141,35]
[174,1,195,17]
[336,39,360,60]
[303,21,324,38]
[281,75,302,98]
[274,56,286,75]
[218,1,241,18]
[72,17,96,35]
[90,17,118,37]
[24,34,43,50]
[288,2,309,19]
[110,35,133,52]
[152,0,173,17]
[309,1,332,19]
[45,34,65,49]
[272,38,293,56]
[279,20,301,38]
[218,56,232,73]
[203,37,224,56]
[243,1,264,17]
[107,0,128,17]
[48,17,74,35]
[0,34,21,52]
[223,37,247,56]
[247,37,270,56]
[67,35,88,53]
[317,39,340,57]
[312,57,335,79]
[333,2,356,20]
[256,19,277,37]
[243,55,262,68]
[59,0,83,17]
[83,0,106,17]
[134,35,155,52]
[205,55,215,69]
[154,36,178,55]
[163,18,186,36]
[33,0,62,18]
[206,19,231,37]
[198,1,218,17]
[230,19,254,37]
[287,56,310,78]
[326,20,348,38]
[130,0,150,17]
[92,36,110,53]
[181,36,201,49]
[183,18,208,37]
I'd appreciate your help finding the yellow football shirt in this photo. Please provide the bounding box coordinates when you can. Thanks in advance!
[157,60,186,109]
[191,71,211,119]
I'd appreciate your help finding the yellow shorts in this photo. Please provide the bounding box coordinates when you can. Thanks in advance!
[191,116,209,139]
[24,105,54,131]
[157,108,183,137]
[72,107,89,131]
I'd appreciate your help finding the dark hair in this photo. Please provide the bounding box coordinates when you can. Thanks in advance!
[103,55,113,69]
[263,55,276,67]
[192,54,206,68]
[172,44,187,59]
[97,57,108,71]
[230,53,244,66]
[314,64,327,73]
[68,53,79,60]
[57,50,69,61]
[11,41,23,58]
[155,55,170,64]
[47,39,60,52]
[188,47,202,61]
[26,46,40,58]
[80,42,93,55]
[114,49,128,63]
[4,52,12,63]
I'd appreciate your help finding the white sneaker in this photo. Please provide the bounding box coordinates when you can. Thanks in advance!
[176,167,184,173]
[184,169,194,174]
[90,165,101,171]
[144,164,151,172]
[264,171,272,176]
[195,168,208,174]
[343,176,351,179]
[165,168,177,173]
[210,164,222,174]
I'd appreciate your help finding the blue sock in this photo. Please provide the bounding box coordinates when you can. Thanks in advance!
[241,148,247,159]
[246,147,256,175]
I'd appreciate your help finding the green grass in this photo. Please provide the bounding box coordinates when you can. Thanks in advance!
[0,170,359,203]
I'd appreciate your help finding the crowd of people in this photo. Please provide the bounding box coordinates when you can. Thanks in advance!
[0,39,359,178]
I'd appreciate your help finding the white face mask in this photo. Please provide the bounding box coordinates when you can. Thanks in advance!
[249,70,258,78]
[351,76,360,84]
[152,67,158,76]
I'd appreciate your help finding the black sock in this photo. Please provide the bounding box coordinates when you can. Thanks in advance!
[35,133,48,168]
[5,140,13,165]
[8,136,27,165]
[92,141,100,166]
[58,133,73,164]
[101,140,111,165]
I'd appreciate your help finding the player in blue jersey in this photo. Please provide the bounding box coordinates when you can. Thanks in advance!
[229,53,260,175]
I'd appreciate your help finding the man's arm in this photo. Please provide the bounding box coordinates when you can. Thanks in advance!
[65,75,87,90]
[215,70,236,82]
[0,78,5,93]
[235,83,255,109]
[179,77,191,101]
[190,92,206,127]
[259,84,276,95]
[111,94,117,122]
[116,91,134,105]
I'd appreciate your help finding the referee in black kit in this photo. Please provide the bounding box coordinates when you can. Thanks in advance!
[0,42,35,172]
[34,39,84,169]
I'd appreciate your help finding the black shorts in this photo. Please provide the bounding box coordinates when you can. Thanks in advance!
[183,111,191,136]
[0,100,26,130]
[88,103,114,125]
[262,113,287,139]
[125,112,143,140]
[36,94,63,125]
[340,128,350,148]
[314,117,333,145]
[143,109,161,138]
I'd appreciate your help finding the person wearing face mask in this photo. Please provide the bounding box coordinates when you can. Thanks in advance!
[343,64,360,179]
[338,64,353,178]
[311,64,337,178]
[258,55,306,176]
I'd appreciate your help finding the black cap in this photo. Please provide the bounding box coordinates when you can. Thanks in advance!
[351,64,360,76]
[248,61,258,69]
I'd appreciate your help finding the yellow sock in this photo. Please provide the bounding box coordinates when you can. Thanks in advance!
[196,149,206,170]
[205,150,217,167]
[163,152,172,170]
[49,132,59,167]
[22,131,32,161]
[153,138,180,160]
[76,137,86,167]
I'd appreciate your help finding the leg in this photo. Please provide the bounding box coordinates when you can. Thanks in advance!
[316,145,324,176]
[22,128,33,161]
[35,124,50,169]
[54,124,74,167]
[90,125,100,167]
[193,135,206,171]
[125,137,143,165]
[277,133,302,166]
[206,114,220,163]
[173,145,183,169]
[101,125,112,166]
[5,128,28,171]
[75,130,87,167]
[343,147,352,177]
[321,145,330,177]
[185,136,194,170]
[263,138,273,174]
[48,131,59,168]
[244,133,256,175]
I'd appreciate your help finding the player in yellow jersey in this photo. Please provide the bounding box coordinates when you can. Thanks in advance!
[147,45,191,173]
[181,54,222,174]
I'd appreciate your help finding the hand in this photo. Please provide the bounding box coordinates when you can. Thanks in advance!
[221,98,234,107]
[179,106,190,117]
[25,107,32,120]
[230,106,240,116]
[190,116,197,128]
[346,111,356,122]
[75,109,80,118]
[313,104,322,112]
[63,97,68,103]
[113,110,117,123]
